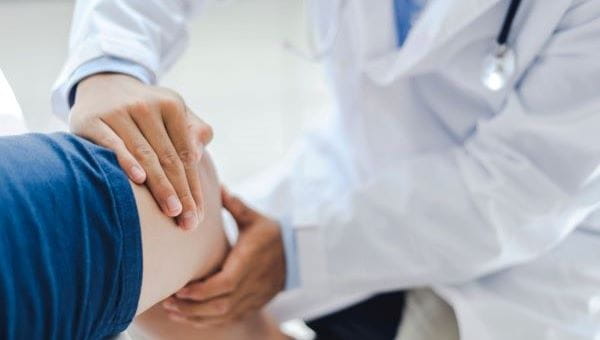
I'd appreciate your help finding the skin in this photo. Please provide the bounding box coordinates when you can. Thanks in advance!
[72,74,213,229]
[130,153,286,339]
[165,194,287,328]
[73,74,288,328]
[133,152,225,314]
[132,302,287,340]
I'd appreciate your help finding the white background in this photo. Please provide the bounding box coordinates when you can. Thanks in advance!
[0,0,333,185]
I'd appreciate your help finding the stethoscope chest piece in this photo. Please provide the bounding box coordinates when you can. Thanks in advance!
[481,44,516,91]
[480,0,522,91]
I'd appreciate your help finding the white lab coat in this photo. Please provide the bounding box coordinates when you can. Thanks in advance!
[0,69,27,135]
[53,0,600,339]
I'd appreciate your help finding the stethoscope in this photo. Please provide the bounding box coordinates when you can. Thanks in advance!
[284,0,523,91]
[481,0,523,91]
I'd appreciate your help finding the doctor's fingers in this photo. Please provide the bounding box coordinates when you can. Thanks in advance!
[129,105,202,229]
[79,119,146,184]
[164,293,237,318]
[187,111,214,146]
[161,104,209,224]
[166,293,256,328]
[103,112,184,220]
[221,189,260,228]
[175,247,252,303]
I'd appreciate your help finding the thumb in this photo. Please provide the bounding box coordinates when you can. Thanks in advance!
[187,109,214,146]
[221,187,259,229]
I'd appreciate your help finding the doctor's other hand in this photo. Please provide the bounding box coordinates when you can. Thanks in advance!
[163,189,286,327]
[70,73,213,229]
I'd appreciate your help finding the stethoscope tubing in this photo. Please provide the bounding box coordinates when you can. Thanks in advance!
[286,0,525,91]
[496,0,522,46]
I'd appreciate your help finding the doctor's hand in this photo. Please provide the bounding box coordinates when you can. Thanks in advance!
[162,190,286,328]
[70,73,213,229]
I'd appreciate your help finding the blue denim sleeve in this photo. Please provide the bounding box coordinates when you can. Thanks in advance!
[280,219,301,290]
[67,56,155,107]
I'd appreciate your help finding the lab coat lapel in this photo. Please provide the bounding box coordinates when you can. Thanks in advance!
[364,0,502,85]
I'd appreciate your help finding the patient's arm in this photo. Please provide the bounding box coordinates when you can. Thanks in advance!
[129,154,286,339]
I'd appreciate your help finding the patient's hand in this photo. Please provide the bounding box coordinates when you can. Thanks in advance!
[162,189,286,327]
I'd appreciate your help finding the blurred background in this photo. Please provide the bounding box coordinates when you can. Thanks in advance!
[0,0,333,185]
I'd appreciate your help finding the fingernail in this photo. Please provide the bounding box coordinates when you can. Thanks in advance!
[130,165,145,182]
[176,288,190,298]
[181,211,198,230]
[166,195,182,214]
[163,301,179,311]
[168,313,186,323]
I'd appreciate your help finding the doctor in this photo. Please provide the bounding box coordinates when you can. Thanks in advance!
[54,0,600,339]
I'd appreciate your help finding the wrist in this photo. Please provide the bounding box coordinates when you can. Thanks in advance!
[66,56,155,109]
[73,73,144,107]
[79,72,141,89]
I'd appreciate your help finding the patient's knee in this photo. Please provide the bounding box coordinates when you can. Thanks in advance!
[133,152,228,315]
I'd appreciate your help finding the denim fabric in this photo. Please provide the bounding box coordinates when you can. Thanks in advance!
[0,133,142,339]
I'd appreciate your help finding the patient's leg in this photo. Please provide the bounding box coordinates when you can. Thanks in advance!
[129,154,286,339]
[0,133,280,339]
[132,153,227,315]
[131,305,285,340]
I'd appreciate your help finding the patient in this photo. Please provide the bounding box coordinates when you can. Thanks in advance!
[0,132,283,339]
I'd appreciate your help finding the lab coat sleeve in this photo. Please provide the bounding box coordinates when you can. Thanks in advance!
[280,219,301,290]
[65,56,155,108]
[52,0,207,117]
[247,1,600,297]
